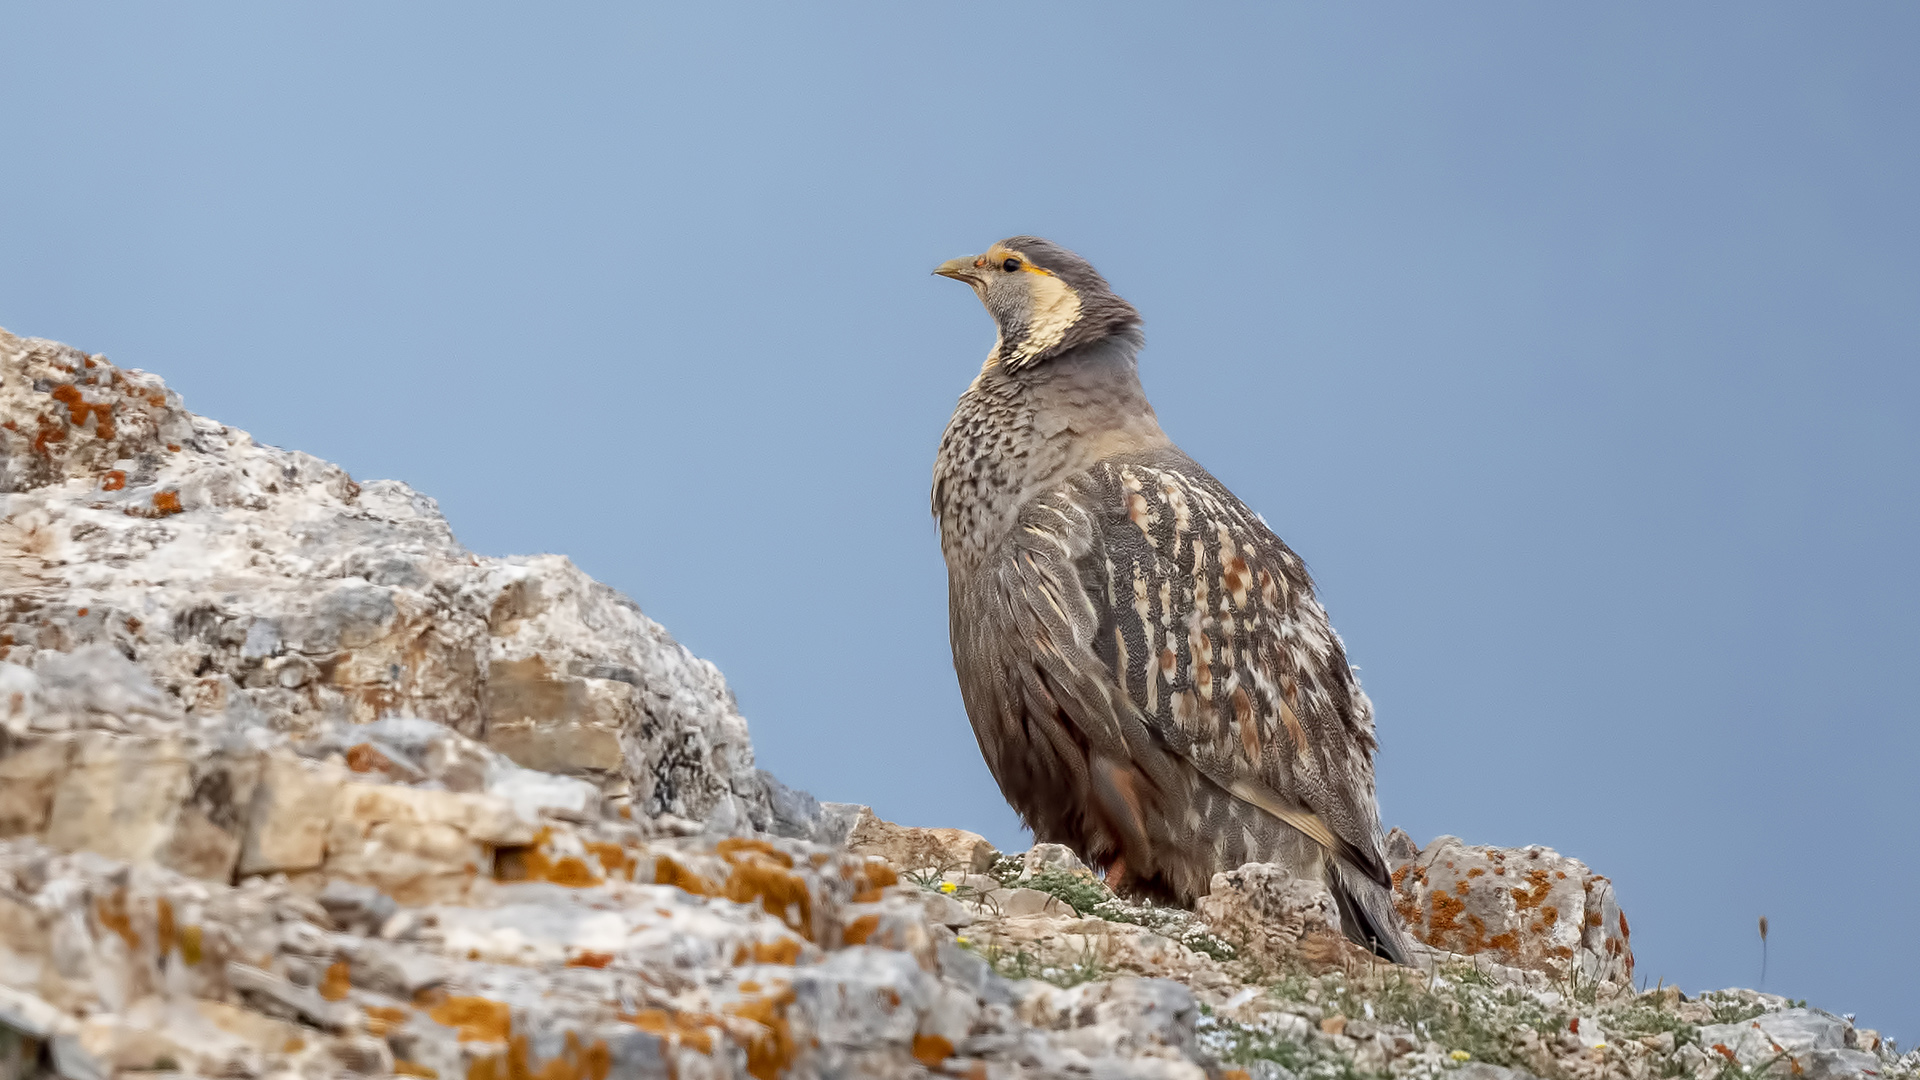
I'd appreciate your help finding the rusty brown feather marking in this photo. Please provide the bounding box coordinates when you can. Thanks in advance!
[1231,684,1260,762]
[1258,567,1285,608]
[1278,699,1309,759]
[1190,631,1213,702]
[1104,761,1150,844]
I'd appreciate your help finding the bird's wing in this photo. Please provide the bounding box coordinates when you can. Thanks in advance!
[994,448,1391,887]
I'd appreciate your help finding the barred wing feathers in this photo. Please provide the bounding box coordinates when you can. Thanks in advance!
[954,447,1392,908]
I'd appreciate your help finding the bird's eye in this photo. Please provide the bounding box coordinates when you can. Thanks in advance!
[1001,258,1021,272]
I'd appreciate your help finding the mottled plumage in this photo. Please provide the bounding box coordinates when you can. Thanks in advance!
[932,237,1410,962]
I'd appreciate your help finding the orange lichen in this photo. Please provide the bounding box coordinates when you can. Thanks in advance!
[471,1032,603,1080]
[32,415,66,455]
[429,996,513,1042]
[1426,891,1465,946]
[842,914,881,946]
[722,855,813,939]
[494,828,604,888]
[733,938,803,966]
[284,1037,306,1052]
[654,854,715,896]
[718,837,795,868]
[582,1039,611,1080]
[394,1062,438,1078]
[155,897,175,956]
[152,490,183,515]
[726,986,798,1080]
[1511,869,1554,911]
[365,1004,410,1036]
[584,841,634,880]
[912,1034,954,1066]
[48,384,116,440]
[1466,867,1485,878]
[850,861,898,903]
[319,960,352,1001]
[567,952,615,969]
[49,385,87,424]
[621,1009,715,1053]
[543,857,600,887]
[102,470,126,491]
[345,743,394,773]
[753,938,802,965]
[95,890,139,949]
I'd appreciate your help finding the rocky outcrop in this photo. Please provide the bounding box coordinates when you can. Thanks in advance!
[0,327,766,830]
[0,327,1910,1080]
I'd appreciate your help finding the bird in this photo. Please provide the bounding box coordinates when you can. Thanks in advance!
[931,236,1411,964]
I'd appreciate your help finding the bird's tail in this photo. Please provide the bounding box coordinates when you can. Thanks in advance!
[1329,858,1414,967]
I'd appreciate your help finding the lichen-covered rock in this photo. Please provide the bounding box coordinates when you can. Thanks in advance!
[0,327,766,828]
[1698,1008,1882,1079]
[1387,832,1633,985]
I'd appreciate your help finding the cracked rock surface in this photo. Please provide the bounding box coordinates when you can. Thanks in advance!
[0,328,1909,1080]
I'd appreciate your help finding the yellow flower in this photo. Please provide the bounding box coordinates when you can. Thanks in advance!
[954,936,970,946]
[1450,1051,1471,1062]
[939,881,958,894]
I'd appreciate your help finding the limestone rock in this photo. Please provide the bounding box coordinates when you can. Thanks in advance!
[1195,863,1369,973]
[1699,1008,1884,1078]
[1388,833,1634,984]
[757,769,863,847]
[845,805,998,874]
[0,327,767,829]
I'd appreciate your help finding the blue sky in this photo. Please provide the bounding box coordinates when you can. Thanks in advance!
[3,3,1915,1035]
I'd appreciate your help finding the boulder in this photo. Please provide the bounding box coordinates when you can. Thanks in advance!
[0,327,767,830]
[845,806,998,875]
[1387,831,1633,984]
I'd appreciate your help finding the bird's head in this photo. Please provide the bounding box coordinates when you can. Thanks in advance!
[935,236,1141,371]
